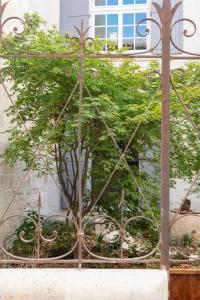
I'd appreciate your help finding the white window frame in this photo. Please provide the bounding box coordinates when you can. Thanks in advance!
[90,0,151,52]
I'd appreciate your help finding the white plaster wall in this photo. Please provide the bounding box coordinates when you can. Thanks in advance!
[170,179,200,210]
[0,269,168,300]
[183,0,200,55]
[3,0,60,29]
[0,0,63,244]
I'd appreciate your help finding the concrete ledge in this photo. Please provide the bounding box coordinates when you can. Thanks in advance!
[0,269,168,300]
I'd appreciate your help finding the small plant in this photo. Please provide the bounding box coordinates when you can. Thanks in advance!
[42,220,74,257]
[10,211,74,258]
[94,233,121,257]
[11,210,43,257]
[128,244,137,257]
[180,233,192,247]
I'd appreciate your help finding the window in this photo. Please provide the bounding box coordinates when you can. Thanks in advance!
[95,0,147,6]
[93,0,149,51]
[95,0,119,5]
[95,14,118,49]
[123,0,147,4]
[123,13,147,50]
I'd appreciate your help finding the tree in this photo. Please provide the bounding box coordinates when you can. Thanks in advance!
[1,14,199,220]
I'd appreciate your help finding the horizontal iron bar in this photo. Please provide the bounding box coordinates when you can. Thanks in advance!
[0,54,200,60]
[171,259,200,264]
[0,259,160,264]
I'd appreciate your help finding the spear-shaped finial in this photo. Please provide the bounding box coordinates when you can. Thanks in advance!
[118,189,126,209]
[37,192,42,209]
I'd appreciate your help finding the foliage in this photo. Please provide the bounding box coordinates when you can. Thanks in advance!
[42,219,74,257]
[11,211,74,258]
[94,233,121,257]
[0,14,200,221]
[11,210,42,257]
[179,233,192,247]
[170,65,200,180]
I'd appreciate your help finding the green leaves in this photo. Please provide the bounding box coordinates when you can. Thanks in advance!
[1,13,200,218]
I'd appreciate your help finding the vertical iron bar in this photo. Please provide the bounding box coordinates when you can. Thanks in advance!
[36,192,42,260]
[77,23,85,269]
[160,0,171,270]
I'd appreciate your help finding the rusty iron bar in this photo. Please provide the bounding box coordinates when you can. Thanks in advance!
[77,22,85,269]
[0,53,199,60]
[159,0,174,270]
[0,259,160,265]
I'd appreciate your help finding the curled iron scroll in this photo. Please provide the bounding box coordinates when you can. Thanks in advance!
[135,18,162,55]
[170,18,200,57]
[0,2,25,37]
[82,214,160,261]
[0,214,79,261]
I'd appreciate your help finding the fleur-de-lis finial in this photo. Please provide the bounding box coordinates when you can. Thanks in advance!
[152,0,182,27]
[0,1,8,37]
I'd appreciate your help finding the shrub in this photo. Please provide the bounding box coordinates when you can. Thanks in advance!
[10,211,74,258]
[42,219,74,257]
[11,210,42,257]
[180,233,192,247]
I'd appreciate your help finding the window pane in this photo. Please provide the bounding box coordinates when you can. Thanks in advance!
[95,27,106,38]
[135,38,147,50]
[107,26,118,38]
[123,39,134,50]
[123,26,134,38]
[123,14,134,25]
[95,0,106,6]
[136,25,147,37]
[107,14,118,26]
[136,0,147,4]
[135,13,147,24]
[123,0,134,4]
[95,15,106,26]
[107,0,118,5]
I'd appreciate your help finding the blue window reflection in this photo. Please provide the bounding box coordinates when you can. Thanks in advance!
[123,0,134,4]
[135,25,147,37]
[135,13,147,24]
[107,14,118,26]
[136,0,147,4]
[107,0,118,5]
[107,27,118,38]
[123,14,134,25]
[123,26,134,38]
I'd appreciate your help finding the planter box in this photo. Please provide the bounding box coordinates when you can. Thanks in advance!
[170,269,200,300]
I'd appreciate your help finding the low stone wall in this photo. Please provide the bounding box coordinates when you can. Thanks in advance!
[0,269,168,300]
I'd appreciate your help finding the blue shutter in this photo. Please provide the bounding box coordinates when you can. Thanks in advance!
[151,0,183,54]
[60,0,90,36]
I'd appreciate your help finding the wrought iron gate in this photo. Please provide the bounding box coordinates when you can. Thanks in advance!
[0,0,199,270]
